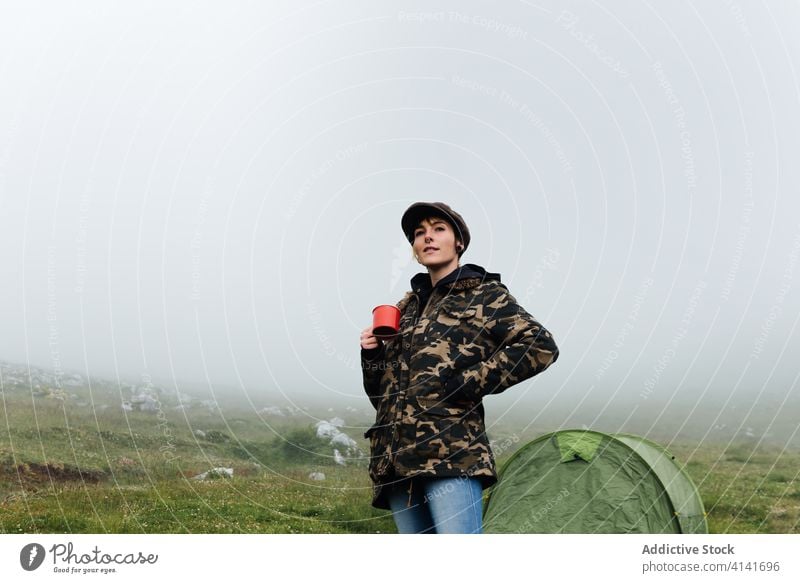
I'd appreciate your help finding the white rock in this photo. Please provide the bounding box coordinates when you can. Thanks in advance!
[308,472,326,481]
[331,432,357,449]
[333,449,346,466]
[192,467,234,481]
[315,420,339,439]
[314,418,363,464]
[260,406,285,416]
[137,395,160,412]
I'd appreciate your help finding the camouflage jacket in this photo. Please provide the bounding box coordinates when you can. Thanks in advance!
[361,263,559,509]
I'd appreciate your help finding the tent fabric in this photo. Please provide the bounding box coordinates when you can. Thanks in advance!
[612,433,707,534]
[556,430,602,463]
[482,429,708,534]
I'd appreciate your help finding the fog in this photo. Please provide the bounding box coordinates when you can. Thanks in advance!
[1,1,798,442]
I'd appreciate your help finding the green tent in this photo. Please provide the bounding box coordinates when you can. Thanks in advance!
[483,429,708,533]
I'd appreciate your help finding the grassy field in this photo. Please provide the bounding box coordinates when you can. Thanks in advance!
[1,387,798,534]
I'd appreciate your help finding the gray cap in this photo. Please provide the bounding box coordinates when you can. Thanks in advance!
[401,202,470,255]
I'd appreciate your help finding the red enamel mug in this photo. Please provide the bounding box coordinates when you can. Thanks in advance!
[372,305,401,338]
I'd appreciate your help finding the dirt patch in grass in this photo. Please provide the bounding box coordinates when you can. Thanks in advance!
[2,461,108,490]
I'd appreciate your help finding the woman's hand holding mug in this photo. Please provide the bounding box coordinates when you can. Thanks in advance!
[362,304,400,351]
[360,326,382,350]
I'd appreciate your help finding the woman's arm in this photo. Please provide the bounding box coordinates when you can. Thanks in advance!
[445,282,559,402]
[360,330,385,410]
[360,291,413,409]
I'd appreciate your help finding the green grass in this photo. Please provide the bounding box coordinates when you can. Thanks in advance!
[670,442,800,534]
[1,467,396,534]
[1,391,798,533]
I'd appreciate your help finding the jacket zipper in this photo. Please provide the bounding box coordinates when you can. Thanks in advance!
[391,291,420,501]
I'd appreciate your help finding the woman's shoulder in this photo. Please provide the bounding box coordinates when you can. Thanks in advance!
[475,278,509,297]
[395,290,415,312]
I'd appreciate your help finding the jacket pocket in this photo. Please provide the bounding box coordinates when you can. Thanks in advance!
[414,396,475,459]
[435,306,485,398]
[444,305,477,317]
[416,395,464,417]
[432,305,483,345]
[363,423,393,479]
[437,306,478,326]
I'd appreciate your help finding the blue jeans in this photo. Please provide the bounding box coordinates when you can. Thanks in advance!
[387,476,483,534]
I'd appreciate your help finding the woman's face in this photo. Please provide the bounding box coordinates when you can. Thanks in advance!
[412,217,460,267]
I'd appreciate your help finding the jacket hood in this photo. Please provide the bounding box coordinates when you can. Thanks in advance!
[410,263,501,294]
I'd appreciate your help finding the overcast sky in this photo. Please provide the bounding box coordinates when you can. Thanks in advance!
[1,1,799,426]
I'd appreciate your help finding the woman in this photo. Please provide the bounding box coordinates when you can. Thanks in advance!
[359,201,559,534]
